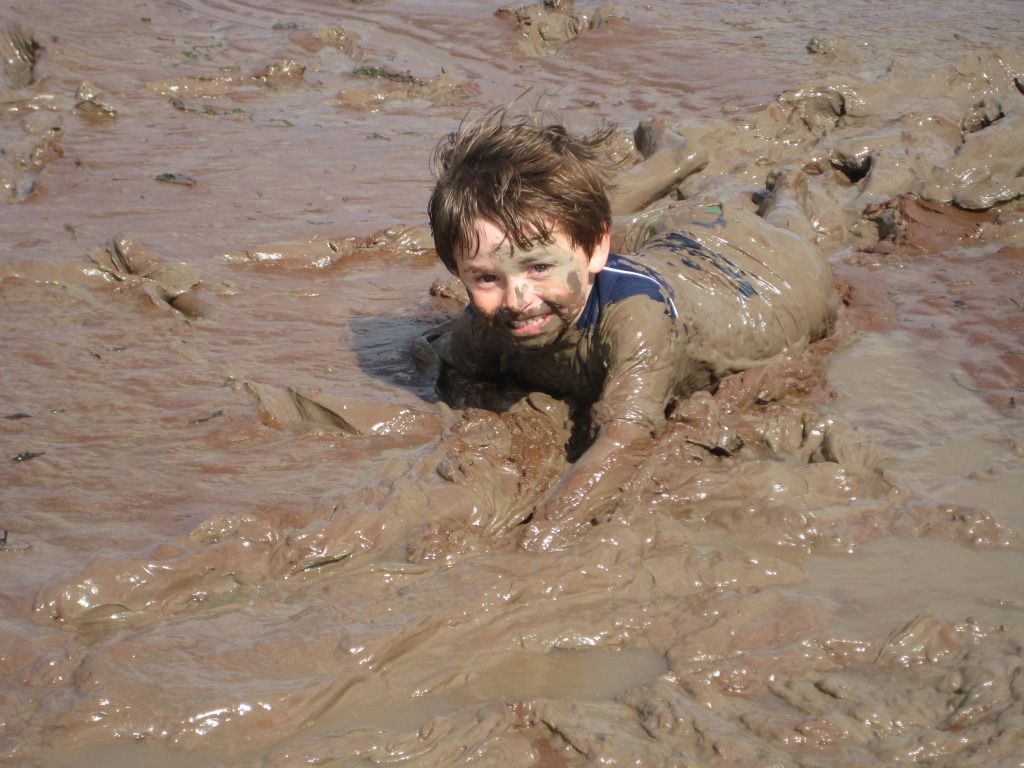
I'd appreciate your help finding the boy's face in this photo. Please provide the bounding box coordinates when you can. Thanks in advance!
[455,219,609,348]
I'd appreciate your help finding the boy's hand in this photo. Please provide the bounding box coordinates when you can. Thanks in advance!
[517,421,652,552]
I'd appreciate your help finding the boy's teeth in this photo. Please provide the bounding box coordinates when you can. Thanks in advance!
[511,315,546,329]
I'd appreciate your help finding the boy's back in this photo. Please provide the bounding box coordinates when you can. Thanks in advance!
[435,200,834,437]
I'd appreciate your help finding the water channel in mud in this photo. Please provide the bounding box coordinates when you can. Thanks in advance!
[1,1,1022,766]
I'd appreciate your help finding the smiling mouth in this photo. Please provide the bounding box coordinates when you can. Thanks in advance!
[507,313,552,334]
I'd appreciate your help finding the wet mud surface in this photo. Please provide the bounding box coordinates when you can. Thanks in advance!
[1,1,1023,766]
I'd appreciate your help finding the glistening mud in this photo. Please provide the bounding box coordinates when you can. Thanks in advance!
[1,1,1022,766]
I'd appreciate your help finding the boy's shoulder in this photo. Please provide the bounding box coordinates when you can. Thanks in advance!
[577,253,678,331]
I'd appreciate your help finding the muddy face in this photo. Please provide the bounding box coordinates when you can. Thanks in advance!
[455,218,607,348]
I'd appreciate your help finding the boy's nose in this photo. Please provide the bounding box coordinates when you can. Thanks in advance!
[503,280,530,311]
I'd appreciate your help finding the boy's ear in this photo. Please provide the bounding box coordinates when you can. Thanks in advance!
[587,230,611,275]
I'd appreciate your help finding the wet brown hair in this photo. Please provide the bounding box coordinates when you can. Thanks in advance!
[428,109,613,273]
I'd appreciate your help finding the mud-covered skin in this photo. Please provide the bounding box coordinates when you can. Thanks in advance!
[453,219,609,349]
[620,201,837,378]
[609,124,709,216]
[437,282,677,431]
[437,203,835,546]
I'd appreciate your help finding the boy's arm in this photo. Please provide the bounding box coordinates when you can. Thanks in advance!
[430,310,507,408]
[520,296,679,550]
[519,419,653,550]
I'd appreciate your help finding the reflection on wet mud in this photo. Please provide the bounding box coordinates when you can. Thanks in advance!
[496,1,621,57]
[1,0,1023,766]
[0,23,38,88]
[88,237,208,319]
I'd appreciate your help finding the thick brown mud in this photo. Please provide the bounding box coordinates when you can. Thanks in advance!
[2,1,1023,766]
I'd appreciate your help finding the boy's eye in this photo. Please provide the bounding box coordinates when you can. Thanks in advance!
[531,264,552,275]
[476,274,498,285]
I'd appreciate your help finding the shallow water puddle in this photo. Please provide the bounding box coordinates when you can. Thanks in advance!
[41,647,667,768]
[826,330,1024,526]
[44,744,224,768]
[310,646,668,735]
[827,331,999,448]
[447,646,669,704]
[943,470,1024,530]
[799,536,1024,639]
[815,328,1024,636]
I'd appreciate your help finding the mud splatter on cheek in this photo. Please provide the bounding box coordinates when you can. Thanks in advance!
[566,270,584,303]
[535,267,584,316]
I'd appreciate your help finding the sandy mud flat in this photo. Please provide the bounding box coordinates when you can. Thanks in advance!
[1,1,1022,766]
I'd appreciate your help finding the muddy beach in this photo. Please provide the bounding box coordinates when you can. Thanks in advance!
[1,1,1023,766]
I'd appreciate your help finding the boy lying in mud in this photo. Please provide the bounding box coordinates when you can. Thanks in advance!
[428,111,835,550]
